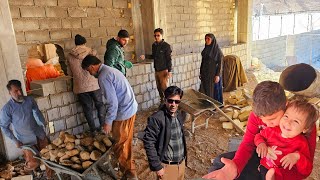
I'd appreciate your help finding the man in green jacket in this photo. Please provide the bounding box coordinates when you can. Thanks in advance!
[104,29,132,76]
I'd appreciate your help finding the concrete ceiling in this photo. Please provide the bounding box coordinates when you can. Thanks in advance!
[253,0,320,16]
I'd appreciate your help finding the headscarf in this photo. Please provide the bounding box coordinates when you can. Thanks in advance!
[201,33,223,62]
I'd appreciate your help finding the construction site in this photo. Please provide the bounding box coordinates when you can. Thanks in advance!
[0,0,320,179]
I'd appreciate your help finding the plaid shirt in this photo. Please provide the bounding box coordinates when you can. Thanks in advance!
[163,116,185,162]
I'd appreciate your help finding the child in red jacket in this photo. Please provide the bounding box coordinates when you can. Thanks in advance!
[255,99,318,180]
[203,81,317,180]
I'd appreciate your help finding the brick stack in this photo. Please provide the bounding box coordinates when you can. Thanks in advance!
[32,76,92,140]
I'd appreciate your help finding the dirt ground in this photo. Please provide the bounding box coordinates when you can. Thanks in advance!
[131,70,320,180]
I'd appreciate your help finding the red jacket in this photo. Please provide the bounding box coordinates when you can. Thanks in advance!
[233,112,316,179]
[254,126,312,179]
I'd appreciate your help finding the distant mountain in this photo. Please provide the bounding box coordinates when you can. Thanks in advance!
[253,0,320,16]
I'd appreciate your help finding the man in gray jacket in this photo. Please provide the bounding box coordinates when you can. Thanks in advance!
[67,34,106,133]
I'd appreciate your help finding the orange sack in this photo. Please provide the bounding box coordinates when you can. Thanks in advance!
[26,63,60,92]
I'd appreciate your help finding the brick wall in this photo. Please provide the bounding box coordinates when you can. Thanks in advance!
[251,30,320,68]
[130,43,247,111]
[251,36,287,68]
[9,0,134,68]
[165,0,235,56]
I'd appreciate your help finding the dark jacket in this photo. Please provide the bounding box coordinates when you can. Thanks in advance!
[143,106,187,171]
[104,38,127,75]
[146,40,172,72]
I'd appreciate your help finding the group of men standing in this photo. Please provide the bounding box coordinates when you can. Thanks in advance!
[0,28,187,180]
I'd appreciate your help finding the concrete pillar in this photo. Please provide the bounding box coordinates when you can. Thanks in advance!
[238,0,253,68]
[0,0,25,160]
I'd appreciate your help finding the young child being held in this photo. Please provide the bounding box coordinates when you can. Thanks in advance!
[254,99,319,180]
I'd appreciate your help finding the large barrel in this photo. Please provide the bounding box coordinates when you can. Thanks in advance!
[279,63,320,97]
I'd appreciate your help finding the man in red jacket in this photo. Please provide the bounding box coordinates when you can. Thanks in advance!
[203,81,317,180]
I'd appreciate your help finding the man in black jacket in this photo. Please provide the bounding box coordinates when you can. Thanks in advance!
[143,86,187,180]
[140,28,172,104]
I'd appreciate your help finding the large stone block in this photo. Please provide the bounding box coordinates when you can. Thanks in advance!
[66,115,78,129]
[34,0,58,6]
[82,18,100,28]
[90,27,107,37]
[60,105,71,117]
[25,30,49,42]
[115,18,131,27]
[50,30,71,40]
[35,96,51,111]
[20,7,45,18]
[100,19,115,27]
[54,119,66,132]
[112,0,127,8]
[30,79,56,96]
[49,93,63,108]
[62,18,82,29]
[54,76,72,93]
[10,6,20,18]
[87,8,104,17]
[9,0,34,6]
[71,29,91,38]
[62,92,75,105]
[73,125,84,135]
[47,108,60,121]
[58,0,77,7]
[45,7,68,18]
[15,32,25,43]
[39,19,62,29]
[70,103,78,115]
[97,0,112,7]
[68,8,87,17]
[78,0,96,7]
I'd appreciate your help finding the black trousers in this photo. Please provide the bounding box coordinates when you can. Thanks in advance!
[208,151,261,180]
[78,89,106,132]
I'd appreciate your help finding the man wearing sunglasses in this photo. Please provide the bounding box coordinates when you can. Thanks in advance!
[140,28,173,105]
[143,86,187,180]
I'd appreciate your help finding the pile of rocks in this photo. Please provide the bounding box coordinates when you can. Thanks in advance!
[220,89,253,132]
[40,131,112,172]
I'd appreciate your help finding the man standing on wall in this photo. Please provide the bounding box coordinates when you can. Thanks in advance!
[82,55,138,180]
[0,80,52,178]
[143,86,187,180]
[104,29,133,77]
[67,34,106,133]
[140,28,173,104]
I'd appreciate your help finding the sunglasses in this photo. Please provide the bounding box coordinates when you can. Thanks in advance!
[166,99,181,104]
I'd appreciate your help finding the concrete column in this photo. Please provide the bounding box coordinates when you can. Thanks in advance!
[0,0,25,160]
[153,0,167,38]
[132,0,145,61]
[238,0,253,68]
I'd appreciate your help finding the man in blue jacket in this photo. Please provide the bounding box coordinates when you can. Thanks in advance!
[82,55,138,180]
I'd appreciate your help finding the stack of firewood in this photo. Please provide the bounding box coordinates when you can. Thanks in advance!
[40,131,112,172]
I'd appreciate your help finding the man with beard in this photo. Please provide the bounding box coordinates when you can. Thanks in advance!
[0,80,52,178]
[143,86,187,180]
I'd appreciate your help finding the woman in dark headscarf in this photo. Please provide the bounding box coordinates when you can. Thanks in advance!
[199,33,224,103]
